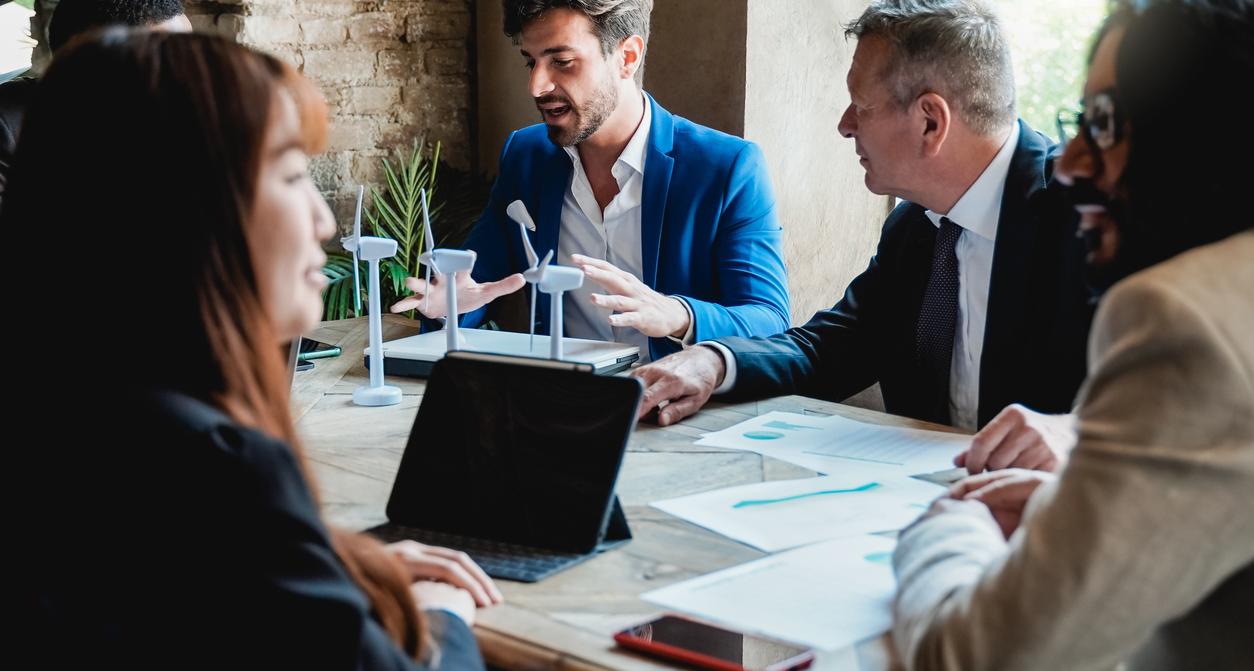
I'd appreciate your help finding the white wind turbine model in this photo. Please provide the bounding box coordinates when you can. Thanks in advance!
[418,188,476,354]
[506,200,552,351]
[342,185,403,407]
[505,199,583,361]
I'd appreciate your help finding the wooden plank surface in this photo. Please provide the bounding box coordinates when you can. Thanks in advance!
[298,317,957,671]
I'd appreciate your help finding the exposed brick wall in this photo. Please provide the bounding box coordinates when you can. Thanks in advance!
[185,0,475,226]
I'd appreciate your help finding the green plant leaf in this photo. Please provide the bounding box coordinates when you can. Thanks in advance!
[349,139,490,316]
[321,252,361,321]
[382,258,409,299]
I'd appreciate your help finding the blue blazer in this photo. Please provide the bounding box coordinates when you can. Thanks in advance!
[460,94,790,360]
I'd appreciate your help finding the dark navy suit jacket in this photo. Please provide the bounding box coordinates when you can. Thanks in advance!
[715,122,1094,427]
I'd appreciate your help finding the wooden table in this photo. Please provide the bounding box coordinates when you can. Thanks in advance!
[297,317,960,671]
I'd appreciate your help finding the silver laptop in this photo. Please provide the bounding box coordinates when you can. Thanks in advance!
[367,329,639,378]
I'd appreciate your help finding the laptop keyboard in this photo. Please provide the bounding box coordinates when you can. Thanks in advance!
[367,524,592,583]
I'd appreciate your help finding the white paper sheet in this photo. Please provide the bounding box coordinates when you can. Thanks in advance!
[643,535,898,651]
[696,411,970,475]
[651,466,942,552]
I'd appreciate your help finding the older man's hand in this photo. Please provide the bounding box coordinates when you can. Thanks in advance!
[629,346,726,425]
[956,405,1077,474]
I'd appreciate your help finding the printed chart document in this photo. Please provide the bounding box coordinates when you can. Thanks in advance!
[643,535,898,651]
[696,411,970,475]
[651,466,942,551]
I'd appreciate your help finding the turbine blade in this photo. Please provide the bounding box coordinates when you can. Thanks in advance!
[507,200,540,268]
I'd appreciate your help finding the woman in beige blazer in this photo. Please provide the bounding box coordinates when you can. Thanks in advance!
[890,1,1254,669]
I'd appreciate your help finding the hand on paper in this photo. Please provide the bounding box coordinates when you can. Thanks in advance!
[955,405,1076,474]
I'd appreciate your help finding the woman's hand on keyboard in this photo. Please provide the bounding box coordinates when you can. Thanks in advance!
[387,540,505,607]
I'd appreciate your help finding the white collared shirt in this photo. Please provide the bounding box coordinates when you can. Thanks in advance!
[707,122,1020,430]
[558,93,655,360]
[921,121,1019,429]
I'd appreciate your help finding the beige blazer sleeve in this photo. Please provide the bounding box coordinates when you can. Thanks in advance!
[890,254,1254,671]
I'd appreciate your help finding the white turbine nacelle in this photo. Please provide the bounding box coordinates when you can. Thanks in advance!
[421,247,476,274]
[538,265,583,293]
[356,237,398,262]
[522,251,553,284]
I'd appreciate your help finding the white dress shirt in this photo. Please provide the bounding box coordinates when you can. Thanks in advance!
[559,94,669,362]
[707,122,1020,429]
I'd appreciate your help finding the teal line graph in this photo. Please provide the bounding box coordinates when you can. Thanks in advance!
[742,418,824,440]
[731,482,881,509]
[762,419,823,431]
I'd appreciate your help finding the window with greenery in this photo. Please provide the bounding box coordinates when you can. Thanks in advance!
[1001,0,1108,142]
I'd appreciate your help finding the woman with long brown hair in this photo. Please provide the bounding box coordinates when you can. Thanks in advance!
[10,29,499,669]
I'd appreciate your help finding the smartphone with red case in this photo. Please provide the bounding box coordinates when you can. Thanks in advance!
[614,615,815,671]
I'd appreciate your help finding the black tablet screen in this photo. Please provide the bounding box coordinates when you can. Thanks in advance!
[385,355,642,553]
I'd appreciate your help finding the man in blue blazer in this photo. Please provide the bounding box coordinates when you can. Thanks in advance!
[390,0,789,362]
[631,0,1094,465]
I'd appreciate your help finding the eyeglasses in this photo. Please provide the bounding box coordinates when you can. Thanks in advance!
[1055,87,1124,151]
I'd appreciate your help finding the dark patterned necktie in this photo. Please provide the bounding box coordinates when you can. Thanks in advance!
[916,217,962,419]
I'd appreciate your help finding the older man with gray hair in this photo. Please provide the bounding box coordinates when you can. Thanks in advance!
[631,0,1093,461]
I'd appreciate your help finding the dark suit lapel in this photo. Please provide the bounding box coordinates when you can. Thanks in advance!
[978,122,1052,425]
[641,94,674,289]
[536,150,569,265]
[534,148,570,335]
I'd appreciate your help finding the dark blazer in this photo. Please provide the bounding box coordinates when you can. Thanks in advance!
[20,389,484,671]
[715,122,1094,427]
[0,75,37,206]
[459,93,791,361]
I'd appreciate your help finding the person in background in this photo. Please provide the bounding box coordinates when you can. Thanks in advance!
[0,0,191,204]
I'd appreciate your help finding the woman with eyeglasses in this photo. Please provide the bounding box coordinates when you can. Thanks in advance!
[10,31,500,669]
[890,0,1254,669]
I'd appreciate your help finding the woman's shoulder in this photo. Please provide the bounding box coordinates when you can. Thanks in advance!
[114,389,314,514]
[134,389,293,462]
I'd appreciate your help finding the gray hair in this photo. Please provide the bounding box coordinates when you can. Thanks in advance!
[844,0,1016,136]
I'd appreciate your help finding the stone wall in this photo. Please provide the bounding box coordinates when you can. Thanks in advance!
[185,0,476,225]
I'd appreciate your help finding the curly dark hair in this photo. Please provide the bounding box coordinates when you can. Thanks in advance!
[50,0,185,52]
[502,0,652,83]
